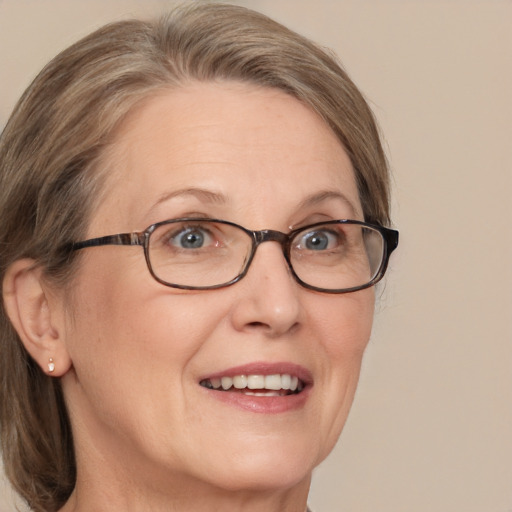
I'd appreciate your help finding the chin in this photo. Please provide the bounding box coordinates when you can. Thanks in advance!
[211,465,312,494]
[192,437,318,493]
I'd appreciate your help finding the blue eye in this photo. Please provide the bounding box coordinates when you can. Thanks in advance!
[299,229,340,251]
[172,227,212,249]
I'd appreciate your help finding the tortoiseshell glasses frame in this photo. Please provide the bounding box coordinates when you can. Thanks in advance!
[71,218,399,293]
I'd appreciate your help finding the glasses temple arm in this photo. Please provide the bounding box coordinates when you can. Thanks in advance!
[71,232,145,251]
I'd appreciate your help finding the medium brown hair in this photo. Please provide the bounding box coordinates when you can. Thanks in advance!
[0,3,390,511]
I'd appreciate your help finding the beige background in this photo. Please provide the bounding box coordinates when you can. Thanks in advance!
[1,0,511,511]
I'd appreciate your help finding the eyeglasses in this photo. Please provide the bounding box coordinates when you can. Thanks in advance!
[71,218,398,293]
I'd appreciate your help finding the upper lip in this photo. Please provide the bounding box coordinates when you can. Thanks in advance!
[199,362,313,385]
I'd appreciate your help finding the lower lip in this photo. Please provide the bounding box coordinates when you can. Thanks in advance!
[200,386,311,414]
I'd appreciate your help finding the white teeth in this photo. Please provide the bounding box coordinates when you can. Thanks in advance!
[202,374,304,393]
[221,377,233,390]
[233,375,248,389]
[264,374,282,390]
[247,375,265,389]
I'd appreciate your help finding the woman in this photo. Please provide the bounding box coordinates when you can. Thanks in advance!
[0,3,398,512]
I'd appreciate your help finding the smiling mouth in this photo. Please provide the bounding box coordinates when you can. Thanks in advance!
[200,374,304,396]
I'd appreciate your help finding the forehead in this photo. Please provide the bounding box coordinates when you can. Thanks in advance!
[91,81,361,233]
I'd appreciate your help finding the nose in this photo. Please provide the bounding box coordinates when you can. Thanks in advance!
[229,241,302,338]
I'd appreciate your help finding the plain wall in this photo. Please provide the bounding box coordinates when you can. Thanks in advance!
[1,1,511,511]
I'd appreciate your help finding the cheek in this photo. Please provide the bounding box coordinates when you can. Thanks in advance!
[63,251,229,389]
[61,256,232,452]
[307,289,374,461]
[314,288,374,359]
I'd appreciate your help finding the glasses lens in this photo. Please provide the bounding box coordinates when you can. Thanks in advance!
[147,220,252,288]
[290,222,384,291]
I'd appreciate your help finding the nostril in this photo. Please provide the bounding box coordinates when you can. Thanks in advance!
[247,321,268,329]
[245,320,300,337]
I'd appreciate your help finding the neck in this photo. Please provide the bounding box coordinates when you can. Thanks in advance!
[60,474,311,512]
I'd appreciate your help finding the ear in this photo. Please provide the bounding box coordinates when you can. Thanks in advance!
[2,259,72,377]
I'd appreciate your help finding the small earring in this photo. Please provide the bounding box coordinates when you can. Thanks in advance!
[48,358,55,373]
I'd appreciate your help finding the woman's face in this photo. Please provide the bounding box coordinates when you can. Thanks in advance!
[59,82,374,496]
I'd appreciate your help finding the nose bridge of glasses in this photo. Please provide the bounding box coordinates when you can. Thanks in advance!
[254,229,289,250]
[246,229,295,284]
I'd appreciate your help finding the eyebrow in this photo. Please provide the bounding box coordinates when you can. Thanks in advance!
[296,190,360,218]
[147,187,359,218]
[147,187,228,214]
